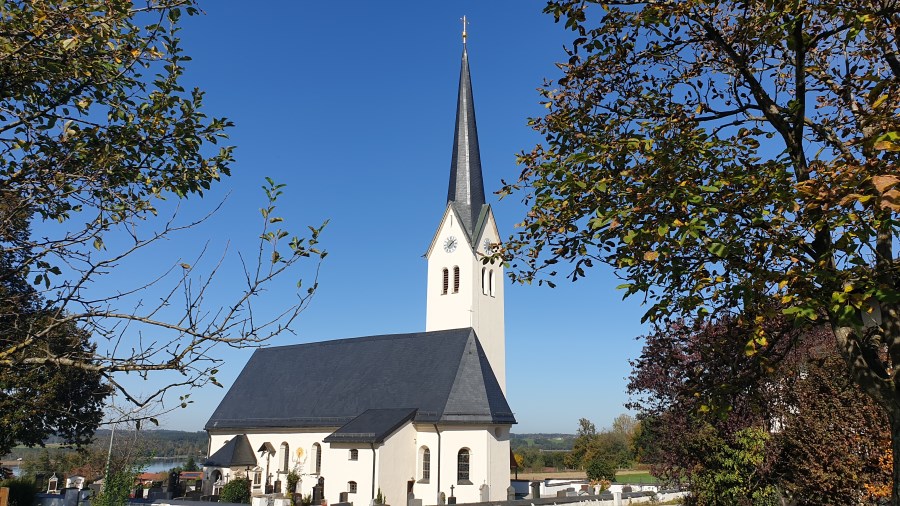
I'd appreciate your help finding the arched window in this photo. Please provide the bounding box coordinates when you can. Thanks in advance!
[489,269,495,297]
[481,267,487,295]
[421,447,431,481]
[349,449,358,461]
[280,442,289,472]
[348,481,357,493]
[453,266,460,293]
[442,268,449,295]
[312,443,322,474]
[457,448,470,483]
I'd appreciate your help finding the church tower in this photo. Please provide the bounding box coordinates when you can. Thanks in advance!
[426,30,506,393]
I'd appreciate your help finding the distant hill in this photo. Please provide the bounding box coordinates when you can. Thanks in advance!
[510,433,575,451]
[4,430,208,461]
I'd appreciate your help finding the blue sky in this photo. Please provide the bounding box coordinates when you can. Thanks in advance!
[112,0,652,434]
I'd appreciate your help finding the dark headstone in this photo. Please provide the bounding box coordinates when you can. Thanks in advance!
[62,488,79,506]
[312,477,325,505]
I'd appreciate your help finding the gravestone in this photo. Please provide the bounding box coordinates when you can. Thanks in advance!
[62,488,80,506]
[312,477,325,504]
[529,481,541,499]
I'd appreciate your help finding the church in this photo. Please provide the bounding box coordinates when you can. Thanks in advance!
[202,32,514,506]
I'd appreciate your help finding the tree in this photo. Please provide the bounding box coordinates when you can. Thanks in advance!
[504,0,900,501]
[0,0,326,446]
[585,458,616,483]
[565,417,633,473]
[688,428,780,506]
[183,456,198,472]
[628,319,891,504]
[565,418,598,469]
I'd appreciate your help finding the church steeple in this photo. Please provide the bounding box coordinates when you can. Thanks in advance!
[447,31,486,237]
[427,22,505,393]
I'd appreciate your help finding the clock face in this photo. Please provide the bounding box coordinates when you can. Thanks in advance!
[482,238,495,254]
[443,235,458,253]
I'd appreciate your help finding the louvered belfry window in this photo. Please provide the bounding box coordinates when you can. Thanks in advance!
[453,266,460,293]
[442,268,449,295]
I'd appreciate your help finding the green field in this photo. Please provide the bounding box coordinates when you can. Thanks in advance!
[615,471,657,484]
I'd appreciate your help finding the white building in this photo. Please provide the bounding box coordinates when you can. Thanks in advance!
[203,38,513,506]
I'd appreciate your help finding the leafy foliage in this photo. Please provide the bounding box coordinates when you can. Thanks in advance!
[94,462,143,506]
[585,458,616,483]
[628,320,890,504]
[564,416,636,474]
[505,0,900,499]
[687,428,780,506]
[0,0,327,434]
[220,477,251,504]
[0,477,38,506]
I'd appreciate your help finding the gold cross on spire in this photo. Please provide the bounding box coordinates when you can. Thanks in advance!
[461,15,468,44]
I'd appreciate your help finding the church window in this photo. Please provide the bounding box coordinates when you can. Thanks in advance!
[489,269,495,297]
[280,442,290,472]
[453,266,460,293]
[457,448,470,483]
[349,449,358,461]
[421,447,431,481]
[348,481,357,494]
[312,443,322,474]
[442,268,449,295]
[253,469,262,488]
[481,268,487,295]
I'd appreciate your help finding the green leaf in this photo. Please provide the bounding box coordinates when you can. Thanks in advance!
[707,241,727,257]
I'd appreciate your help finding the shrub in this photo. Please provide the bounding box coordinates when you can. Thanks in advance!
[94,466,141,506]
[1,477,38,506]
[220,478,251,504]
[586,458,616,483]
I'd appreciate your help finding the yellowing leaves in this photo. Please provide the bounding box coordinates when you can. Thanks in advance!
[872,175,900,211]
[873,140,900,152]
[872,175,900,193]
[643,250,659,261]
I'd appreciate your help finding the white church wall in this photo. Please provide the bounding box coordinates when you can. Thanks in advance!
[325,442,375,506]
[426,209,475,333]
[209,430,352,498]
[431,425,511,504]
[487,426,511,502]
[471,213,505,392]
[411,426,440,505]
[375,422,417,506]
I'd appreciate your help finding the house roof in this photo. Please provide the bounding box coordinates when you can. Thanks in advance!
[205,328,515,431]
[324,408,417,444]
[447,46,486,238]
[204,434,257,468]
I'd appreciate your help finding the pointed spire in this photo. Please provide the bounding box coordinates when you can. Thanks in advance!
[447,24,486,237]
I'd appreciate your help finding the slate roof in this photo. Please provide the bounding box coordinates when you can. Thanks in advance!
[205,328,515,431]
[204,434,257,468]
[323,408,418,444]
[447,46,486,238]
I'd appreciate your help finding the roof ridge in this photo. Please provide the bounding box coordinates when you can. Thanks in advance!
[255,328,472,352]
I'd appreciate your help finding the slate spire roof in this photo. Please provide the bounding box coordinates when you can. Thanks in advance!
[447,45,486,238]
[204,328,515,431]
